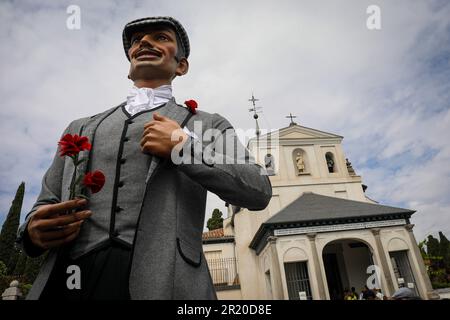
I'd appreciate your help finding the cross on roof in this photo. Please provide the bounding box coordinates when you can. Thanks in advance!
[248,93,259,108]
[286,113,297,125]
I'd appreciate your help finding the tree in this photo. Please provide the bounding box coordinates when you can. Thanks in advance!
[422,232,450,289]
[418,240,427,258]
[0,182,25,273]
[12,251,28,276]
[438,232,450,269]
[426,234,440,257]
[207,209,223,231]
[0,260,12,295]
[0,261,6,277]
[23,254,46,283]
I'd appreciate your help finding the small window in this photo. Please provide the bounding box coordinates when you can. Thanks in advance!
[325,152,337,173]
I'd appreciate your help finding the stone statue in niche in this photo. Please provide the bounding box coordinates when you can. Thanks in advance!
[326,157,334,173]
[265,154,275,175]
[346,158,356,175]
[296,152,305,173]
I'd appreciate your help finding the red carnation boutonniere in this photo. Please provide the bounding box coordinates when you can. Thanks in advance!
[83,171,106,194]
[58,134,106,201]
[184,99,198,114]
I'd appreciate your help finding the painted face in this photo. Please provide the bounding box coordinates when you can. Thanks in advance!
[128,26,186,81]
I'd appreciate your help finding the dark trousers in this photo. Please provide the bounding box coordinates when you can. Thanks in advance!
[40,244,131,300]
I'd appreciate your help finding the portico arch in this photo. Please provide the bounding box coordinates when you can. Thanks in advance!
[321,238,376,300]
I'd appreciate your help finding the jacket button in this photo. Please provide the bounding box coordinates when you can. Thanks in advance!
[120,158,126,164]
[123,137,130,142]
[118,181,124,188]
[115,206,123,212]
[113,230,120,237]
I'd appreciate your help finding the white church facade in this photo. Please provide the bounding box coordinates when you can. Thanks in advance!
[202,121,435,300]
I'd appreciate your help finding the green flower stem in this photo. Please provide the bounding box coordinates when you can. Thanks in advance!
[69,154,78,200]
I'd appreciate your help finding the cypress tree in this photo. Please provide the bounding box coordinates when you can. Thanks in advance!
[12,251,28,276]
[0,182,25,273]
[23,254,46,283]
[427,234,440,258]
[438,232,450,271]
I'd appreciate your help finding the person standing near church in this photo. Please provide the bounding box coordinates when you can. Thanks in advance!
[16,16,272,300]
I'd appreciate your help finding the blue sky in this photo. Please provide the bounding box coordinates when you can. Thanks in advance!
[0,0,449,241]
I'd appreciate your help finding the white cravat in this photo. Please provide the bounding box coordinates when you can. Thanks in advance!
[125,84,198,139]
[125,84,173,115]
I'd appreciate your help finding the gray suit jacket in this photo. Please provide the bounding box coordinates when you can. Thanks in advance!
[17,99,272,299]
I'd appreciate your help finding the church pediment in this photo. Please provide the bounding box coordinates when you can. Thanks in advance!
[280,130,322,139]
[260,124,343,141]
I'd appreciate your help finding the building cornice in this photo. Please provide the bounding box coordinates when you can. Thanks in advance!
[249,213,412,255]
[202,237,235,245]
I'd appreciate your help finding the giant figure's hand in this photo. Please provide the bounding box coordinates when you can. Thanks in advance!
[27,199,92,250]
[140,112,188,158]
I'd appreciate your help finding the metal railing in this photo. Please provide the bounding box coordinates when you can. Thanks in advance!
[206,258,239,289]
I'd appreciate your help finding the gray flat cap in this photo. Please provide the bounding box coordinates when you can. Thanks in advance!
[122,16,190,61]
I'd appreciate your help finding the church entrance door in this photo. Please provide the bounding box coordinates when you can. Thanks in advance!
[322,239,374,300]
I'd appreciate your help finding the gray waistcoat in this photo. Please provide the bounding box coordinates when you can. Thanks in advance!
[70,105,165,259]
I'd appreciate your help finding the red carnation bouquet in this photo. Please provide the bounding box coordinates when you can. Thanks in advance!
[58,134,105,200]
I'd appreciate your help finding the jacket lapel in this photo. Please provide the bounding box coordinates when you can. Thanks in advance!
[145,98,190,184]
[77,103,125,175]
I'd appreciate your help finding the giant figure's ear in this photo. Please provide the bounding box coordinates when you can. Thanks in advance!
[175,57,189,77]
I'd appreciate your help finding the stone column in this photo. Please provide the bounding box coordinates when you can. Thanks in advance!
[405,224,439,300]
[268,236,285,300]
[371,228,395,296]
[307,233,327,300]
